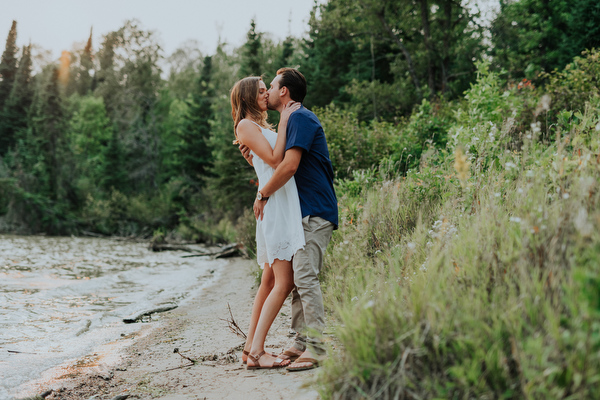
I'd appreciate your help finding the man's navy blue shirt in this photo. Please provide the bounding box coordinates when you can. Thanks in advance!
[285,106,338,228]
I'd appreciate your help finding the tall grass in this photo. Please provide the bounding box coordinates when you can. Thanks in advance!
[317,56,600,399]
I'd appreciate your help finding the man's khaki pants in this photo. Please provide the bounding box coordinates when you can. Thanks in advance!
[291,216,334,354]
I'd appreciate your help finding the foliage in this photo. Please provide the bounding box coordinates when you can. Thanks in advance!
[491,0,600,82]
[317,52,600,399]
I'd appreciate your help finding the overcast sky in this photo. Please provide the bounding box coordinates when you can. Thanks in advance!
[1,0,320,61]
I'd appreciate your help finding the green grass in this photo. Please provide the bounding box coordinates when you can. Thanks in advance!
[316,56,600,399]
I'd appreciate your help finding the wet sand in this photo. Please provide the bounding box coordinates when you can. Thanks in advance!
[18,258,321,400]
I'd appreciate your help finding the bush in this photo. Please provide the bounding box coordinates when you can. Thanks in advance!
[317,55,600,399]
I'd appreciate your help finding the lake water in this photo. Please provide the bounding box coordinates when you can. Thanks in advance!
[0,234,226,399]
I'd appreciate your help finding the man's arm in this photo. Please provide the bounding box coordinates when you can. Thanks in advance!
[253,147,302,220]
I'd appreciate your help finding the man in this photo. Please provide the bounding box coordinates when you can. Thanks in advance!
[241,68,338,371]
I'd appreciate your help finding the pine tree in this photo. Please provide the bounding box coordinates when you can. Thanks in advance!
[277,36,294,68]
[100,129,127,192]
[206,43,256,218]
[239,20,262,77]
[78,28,95,95]
[31,67,65,200]
[0,44,33,154]
[0,20,18,111]
[177,55,214,186]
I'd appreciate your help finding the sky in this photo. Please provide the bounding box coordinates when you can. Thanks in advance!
[0,0,321,61]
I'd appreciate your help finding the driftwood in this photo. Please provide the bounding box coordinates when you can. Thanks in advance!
[149,243,195,252]
[122,303,178,323]
[181,244,242,259]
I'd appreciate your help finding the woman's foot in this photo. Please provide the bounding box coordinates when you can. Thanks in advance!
[247,350,291,369]
[242,349,276,364]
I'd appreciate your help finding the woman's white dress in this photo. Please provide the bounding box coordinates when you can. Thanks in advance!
[245,121,305,267]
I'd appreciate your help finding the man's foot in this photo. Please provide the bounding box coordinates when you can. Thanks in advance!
[247,350,291,369]
[276,346,303,362]
[286,348,323,372]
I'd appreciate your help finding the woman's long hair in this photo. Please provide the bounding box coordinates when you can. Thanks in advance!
[230,77,271,138]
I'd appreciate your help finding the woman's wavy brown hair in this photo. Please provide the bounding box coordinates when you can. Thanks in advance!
[230,76,271,138]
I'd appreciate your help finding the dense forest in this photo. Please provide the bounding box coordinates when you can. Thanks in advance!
[0,0,596,241]
[2,1,600,396]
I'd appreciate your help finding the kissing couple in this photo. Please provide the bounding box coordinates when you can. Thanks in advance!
[230,68,338,371]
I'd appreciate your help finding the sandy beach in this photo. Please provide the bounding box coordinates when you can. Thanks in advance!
[19,258,322,400]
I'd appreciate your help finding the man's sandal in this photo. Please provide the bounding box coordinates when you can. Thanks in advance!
[286,357,320,372]
[246,350,288,370]
[277,349,302,362]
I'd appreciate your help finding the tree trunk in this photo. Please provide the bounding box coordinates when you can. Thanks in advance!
[419,0,436,97]
[375,11,422,98]
[442,0,453,94]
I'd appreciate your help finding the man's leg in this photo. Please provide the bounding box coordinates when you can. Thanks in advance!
[289,216,333,366]
[290,286,306,352]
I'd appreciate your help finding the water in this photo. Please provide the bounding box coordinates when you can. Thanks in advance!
[0,234,225,399]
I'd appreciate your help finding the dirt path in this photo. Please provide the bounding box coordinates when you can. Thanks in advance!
[24,258,321,400]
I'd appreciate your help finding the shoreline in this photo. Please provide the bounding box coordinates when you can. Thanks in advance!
[18,257,321,400]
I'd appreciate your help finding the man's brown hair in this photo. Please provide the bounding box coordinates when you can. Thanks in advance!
[277,68,307,103]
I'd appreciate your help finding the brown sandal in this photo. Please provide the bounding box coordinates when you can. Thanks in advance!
[277,349,302,362]
[242,349,276,364]
[246,351,288,370]
[286,357,320,371]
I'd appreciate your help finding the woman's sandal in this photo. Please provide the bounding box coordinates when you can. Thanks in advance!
[242,349,277,364]
[246,350,288,370]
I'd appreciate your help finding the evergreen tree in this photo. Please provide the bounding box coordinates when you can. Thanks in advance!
[491,0,600,81]
[239,20,262,77]
[177,55,214,186]
[100,129,127,192]
[95,32,118,118]
[30,67,65,200]
[78,28,95,95]
[277,36,294,68]
[0,20,18,112]
[206,42,256,218]
[0,44,33,154]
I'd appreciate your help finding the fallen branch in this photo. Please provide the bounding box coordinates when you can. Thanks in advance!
[123,303,178,323]
[181,244,242,259]
[219,302,247,339]
[174,348,197,364]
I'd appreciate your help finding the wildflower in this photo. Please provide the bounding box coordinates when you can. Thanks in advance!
[407,242,416,250]
[562,193,570,199]
[530,122,541,135]
[505,161,516,169]
[509,216,521,223]
[596,122,600,132]
[534,94,551,116]
[494,192,501,197]
[454,148,470,189]
[575,208,593,237]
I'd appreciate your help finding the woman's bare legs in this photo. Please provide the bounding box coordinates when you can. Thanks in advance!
[247,258,295,368]
[242,263,274,362]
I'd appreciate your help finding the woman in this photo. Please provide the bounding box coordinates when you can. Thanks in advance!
[230,76,305,369]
